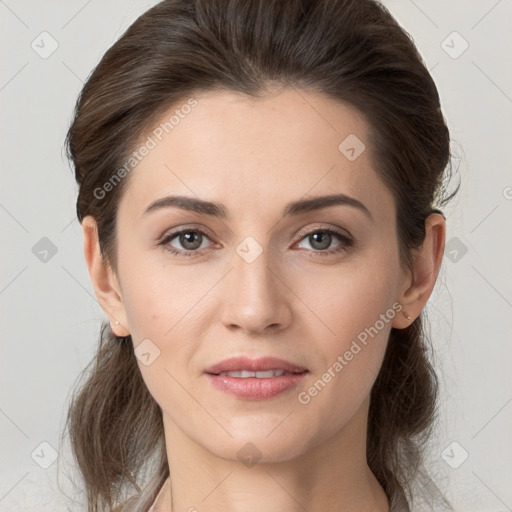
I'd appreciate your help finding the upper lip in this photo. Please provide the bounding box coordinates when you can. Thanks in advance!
[205,356,308,375]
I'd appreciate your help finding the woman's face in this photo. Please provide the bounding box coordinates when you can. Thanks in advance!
[106,88,410,462]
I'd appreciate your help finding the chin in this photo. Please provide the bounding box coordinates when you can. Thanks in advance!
[207,439,310,466]
[197,421,323,465]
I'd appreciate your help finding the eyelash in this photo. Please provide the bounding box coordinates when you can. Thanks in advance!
[159,227,354,259]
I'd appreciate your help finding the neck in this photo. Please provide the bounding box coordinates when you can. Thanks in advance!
[157,396,389,512]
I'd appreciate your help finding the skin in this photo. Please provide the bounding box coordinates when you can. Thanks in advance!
[82,87,445,512]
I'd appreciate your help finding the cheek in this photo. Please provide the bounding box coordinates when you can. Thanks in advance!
[294,251,400,407]
[120,257,212,342]
[122,276,199,418]
[118,259,212,400]
[295,250,399,346]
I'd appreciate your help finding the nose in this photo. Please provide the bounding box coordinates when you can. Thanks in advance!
[220,242,293,335]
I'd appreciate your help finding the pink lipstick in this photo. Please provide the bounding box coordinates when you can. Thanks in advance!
[204,356,308,400]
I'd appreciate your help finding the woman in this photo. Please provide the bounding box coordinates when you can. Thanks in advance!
[62,0,458,510]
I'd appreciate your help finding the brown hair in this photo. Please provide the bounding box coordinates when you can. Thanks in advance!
[61,0,459,510]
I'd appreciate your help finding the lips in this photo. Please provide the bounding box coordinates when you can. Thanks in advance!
[204,356,308,375]
[204,356,308,400]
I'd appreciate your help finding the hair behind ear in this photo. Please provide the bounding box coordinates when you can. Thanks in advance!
[368,318,439,508]
[63,323,166,511]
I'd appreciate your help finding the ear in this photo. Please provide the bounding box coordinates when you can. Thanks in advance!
[392,212,446,329]
[82,215,130,337]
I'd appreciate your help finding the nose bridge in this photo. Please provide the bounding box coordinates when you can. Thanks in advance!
[221,235,291,333]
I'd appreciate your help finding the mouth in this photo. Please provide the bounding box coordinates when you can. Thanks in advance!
[205,356,309,400]
[216,369,300,378]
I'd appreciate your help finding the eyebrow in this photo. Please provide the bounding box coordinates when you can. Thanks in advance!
[142,193,373,221]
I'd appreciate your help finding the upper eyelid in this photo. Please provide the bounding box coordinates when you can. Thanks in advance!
[294,224,352,241]
[160,224,214,241]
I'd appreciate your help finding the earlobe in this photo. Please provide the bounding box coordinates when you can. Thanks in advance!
[82,216,130,337]
[392,213,446,329]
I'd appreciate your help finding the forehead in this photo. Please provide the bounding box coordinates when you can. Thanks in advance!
[120,87,395,223]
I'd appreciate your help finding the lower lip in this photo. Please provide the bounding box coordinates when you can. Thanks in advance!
[206,372,308,400]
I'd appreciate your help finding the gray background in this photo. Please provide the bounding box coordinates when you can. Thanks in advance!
[1,0,511,510]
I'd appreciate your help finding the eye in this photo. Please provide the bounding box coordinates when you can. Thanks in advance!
[294,228,353,255]
[159,226,354,258]
[160,229,213,257]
